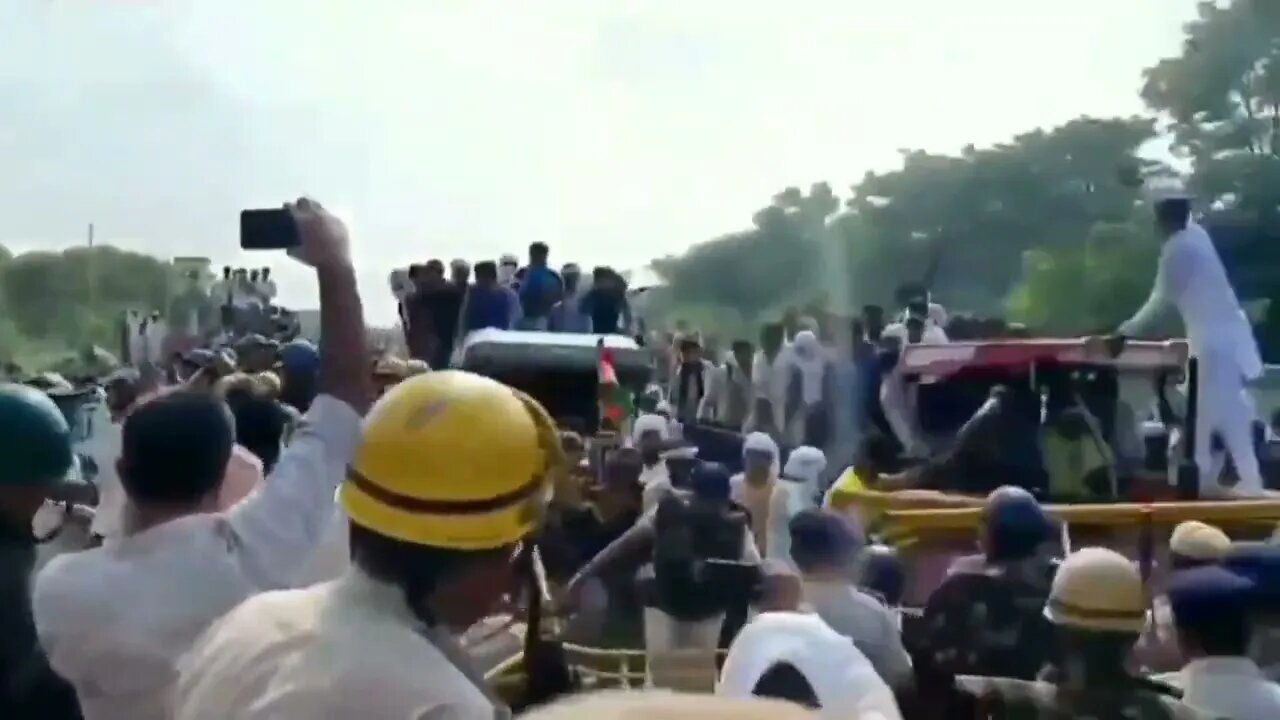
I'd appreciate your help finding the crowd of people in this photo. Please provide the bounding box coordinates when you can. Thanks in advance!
[2,187,1280,720]
[392,242,635,368]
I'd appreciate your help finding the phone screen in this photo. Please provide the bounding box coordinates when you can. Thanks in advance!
[240,209,299,250]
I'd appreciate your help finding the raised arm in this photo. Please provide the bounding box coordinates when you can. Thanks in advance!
[227,198,371,589]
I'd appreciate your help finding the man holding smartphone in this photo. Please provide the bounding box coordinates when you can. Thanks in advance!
[34,198,370,720]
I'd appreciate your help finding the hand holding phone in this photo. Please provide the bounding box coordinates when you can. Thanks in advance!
[240,199,350,271]
[240,209,299,251]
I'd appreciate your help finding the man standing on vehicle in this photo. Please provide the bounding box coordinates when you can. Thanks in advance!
[1097,182,1265,497]
[517,242,563,330]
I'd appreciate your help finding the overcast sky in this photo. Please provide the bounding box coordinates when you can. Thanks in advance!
[0,0,1200,323]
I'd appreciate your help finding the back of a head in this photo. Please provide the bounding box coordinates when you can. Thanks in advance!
[1155,198,1190,234]
[983,486,1050,563]
[789,508,860,574]
[226,394,287,472]
[122,391,234,504]
[474,261,498,282]
[1167,565,1254,656]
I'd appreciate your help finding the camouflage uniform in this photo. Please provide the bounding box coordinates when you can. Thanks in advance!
[955,675,1220,720]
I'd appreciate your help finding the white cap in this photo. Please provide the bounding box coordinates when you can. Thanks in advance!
[1145,177,1191,204]
[499,253,519,266]
[660,445,699,461]
[719,612,904,719]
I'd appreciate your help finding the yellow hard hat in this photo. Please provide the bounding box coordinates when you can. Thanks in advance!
[1044,547,1146,633]
[342,370,562,550]
[1169,520,1230,562]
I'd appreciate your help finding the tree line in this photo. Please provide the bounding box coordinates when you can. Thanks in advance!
[648,0,1280,359]
[7,1,1280,367]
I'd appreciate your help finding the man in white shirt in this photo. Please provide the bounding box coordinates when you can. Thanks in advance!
[1165,565,1280,720]
[698,339,754,431]
[229,268,253,309]
[749,322,790,438]
[1103,184,1265,497]
[788,508,912,688]
[255,267,277,306]
[33,198,370,720]
[878,306,942,458]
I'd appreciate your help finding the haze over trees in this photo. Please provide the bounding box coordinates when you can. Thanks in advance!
[7,0,1280,365]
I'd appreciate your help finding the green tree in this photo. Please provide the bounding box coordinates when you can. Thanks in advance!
[652,183,839,324]
[652,116,1163,333]
[1142,0,1280,357]
[1141,0,1280,218]
[1,245,173,361]
[1005,216,1162,334]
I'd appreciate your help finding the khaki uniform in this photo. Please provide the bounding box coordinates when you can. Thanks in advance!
[955,675,1220,720]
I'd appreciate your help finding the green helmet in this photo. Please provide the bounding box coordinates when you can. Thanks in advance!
[0,383,73,488]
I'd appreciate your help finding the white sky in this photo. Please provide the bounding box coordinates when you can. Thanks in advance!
[0,0,1201,324]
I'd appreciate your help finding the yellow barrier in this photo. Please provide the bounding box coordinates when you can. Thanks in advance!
[484,644,731,697]
[882,500,1280,534]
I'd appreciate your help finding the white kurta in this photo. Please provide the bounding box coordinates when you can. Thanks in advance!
[174,569,507,720]
[1174,656,1280,720]
[32,395,362,720]
[718,611,904,719]
[1119,221,1264,495]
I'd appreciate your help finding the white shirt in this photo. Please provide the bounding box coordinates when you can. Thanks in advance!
[230,278,254,309]
[801,579,913,688]
[255,278,277,303]
[1120,222,1262,379]
[295,495,351,586]
[751,348,791,430]
[87,419,125,538]
[718,611,903,719]
[33,395,362,720]
[881,321,948,345]
[1175,656,1280,720]
[174,569,506,720]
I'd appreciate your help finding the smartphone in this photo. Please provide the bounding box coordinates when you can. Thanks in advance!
[240,209,299,250]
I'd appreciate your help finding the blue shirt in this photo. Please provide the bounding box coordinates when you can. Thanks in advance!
[518,266,562,318]
[464,286,521,331]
